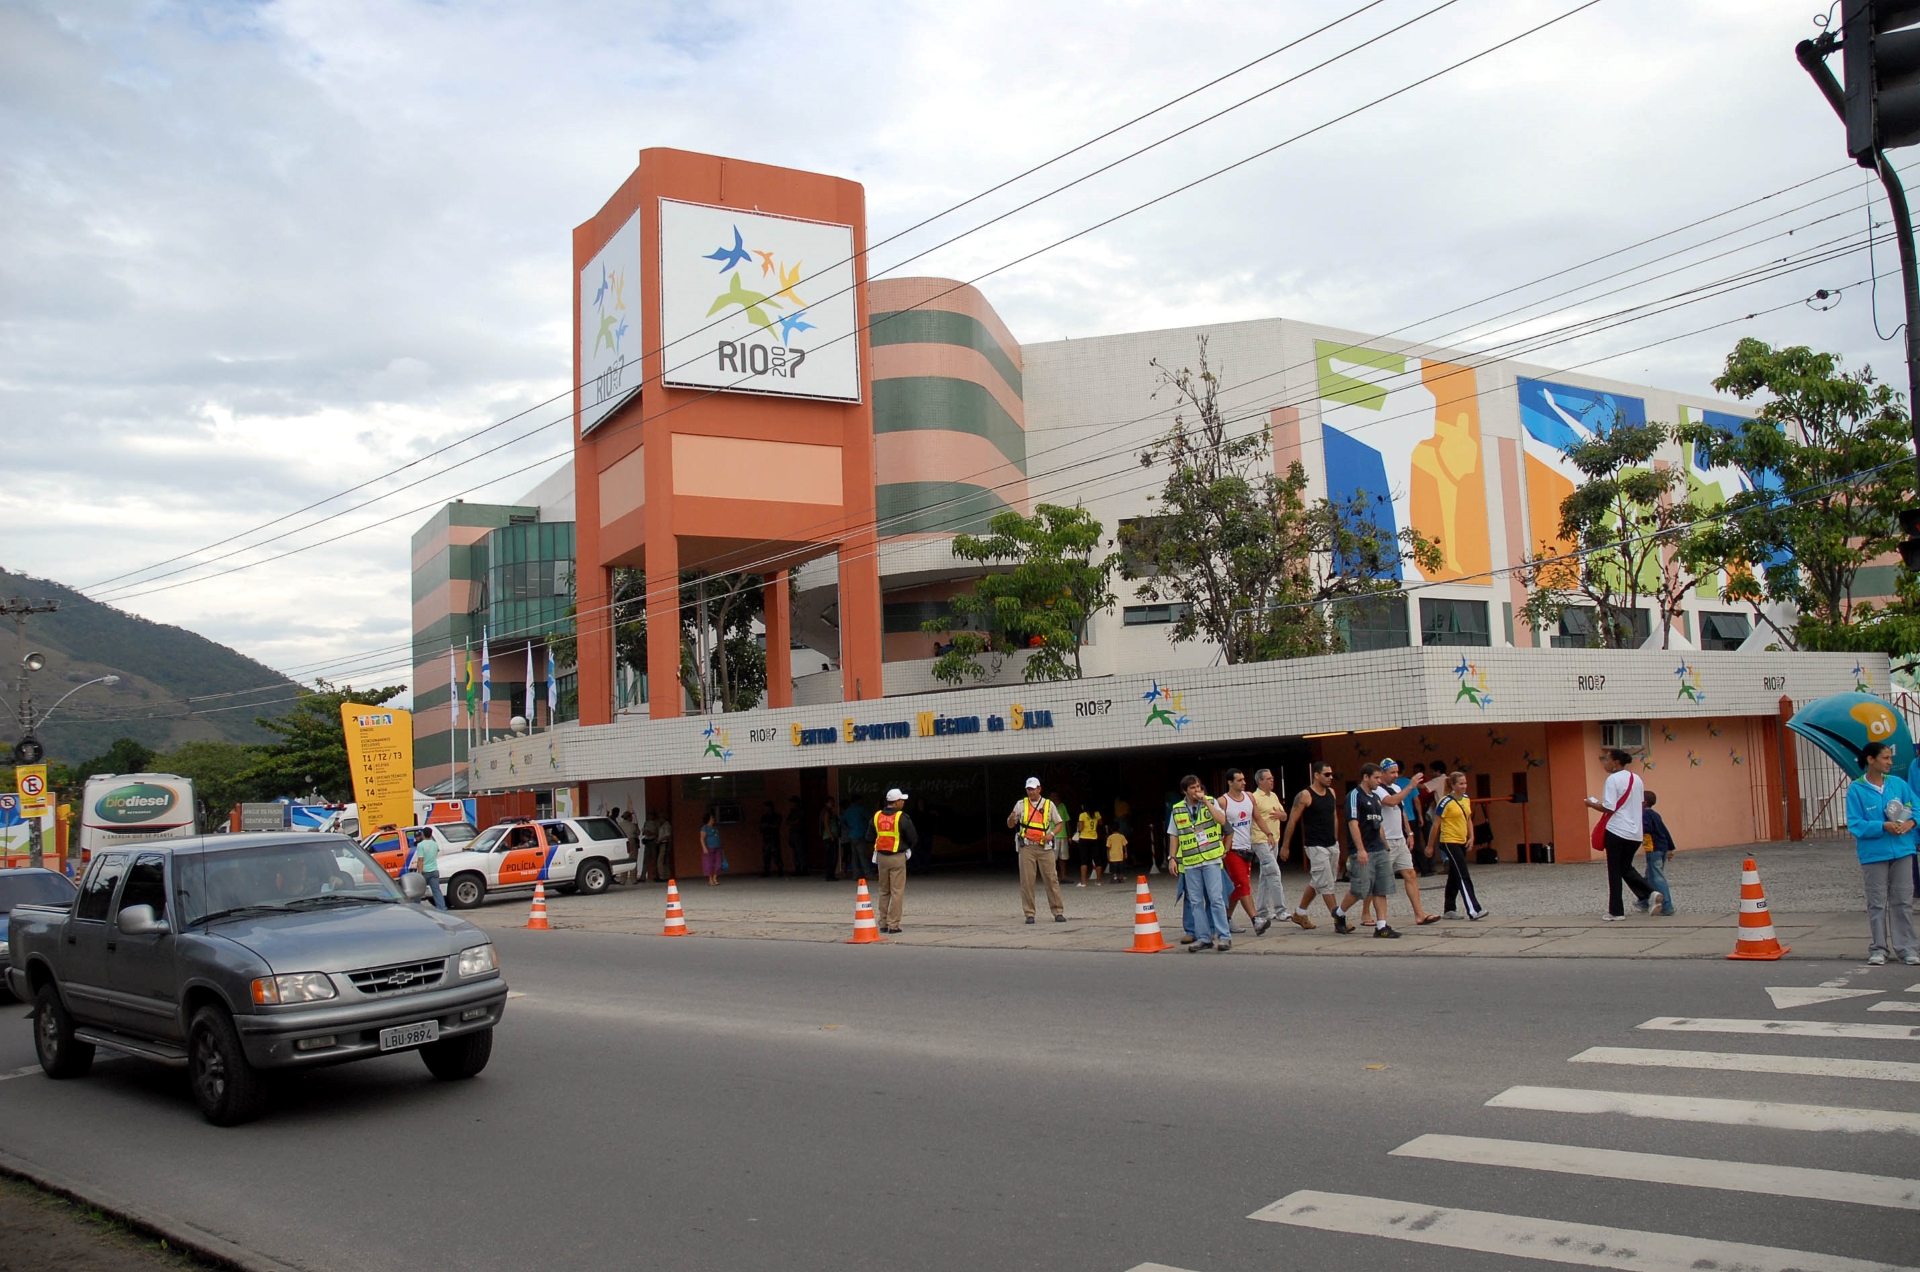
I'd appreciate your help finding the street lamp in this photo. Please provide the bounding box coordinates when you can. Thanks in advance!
[12,662,122,869]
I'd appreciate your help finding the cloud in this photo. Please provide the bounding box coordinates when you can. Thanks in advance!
[0,0,1884,695]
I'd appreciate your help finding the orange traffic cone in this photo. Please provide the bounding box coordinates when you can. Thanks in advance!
[662,880,690,936]
[525,881,551,931]
[1727,857,1789,960]
[845,878,885,944]
[1127,875,1170,953]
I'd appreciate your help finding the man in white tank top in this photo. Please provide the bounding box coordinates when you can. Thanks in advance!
[1216,770,1261,937]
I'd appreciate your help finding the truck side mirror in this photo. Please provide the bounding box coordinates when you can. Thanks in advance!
[118,904,170,936]
[400,873,428,902]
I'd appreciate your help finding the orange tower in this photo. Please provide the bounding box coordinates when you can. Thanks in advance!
[572,149,883,722]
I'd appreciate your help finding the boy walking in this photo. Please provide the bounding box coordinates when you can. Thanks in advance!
[1641,790,1676,915]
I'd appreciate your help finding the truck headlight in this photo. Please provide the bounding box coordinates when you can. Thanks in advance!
[456,944,497,977]
[251,973,337,1004]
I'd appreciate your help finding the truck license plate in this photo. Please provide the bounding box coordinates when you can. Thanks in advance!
[379,1020,440,1052]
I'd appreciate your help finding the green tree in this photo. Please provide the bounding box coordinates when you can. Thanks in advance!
[1693,339,1914,646]
[1519,419,1715,649]
[922,503,1116,686]
[154,740,261,822]
[243,680,404,802]
[72,736,155,780]
[1119,337,1437,663]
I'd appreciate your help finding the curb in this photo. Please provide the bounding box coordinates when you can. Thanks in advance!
[0,1145,309,1272]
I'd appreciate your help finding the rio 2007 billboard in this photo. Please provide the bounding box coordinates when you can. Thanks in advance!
[657,199,861,403]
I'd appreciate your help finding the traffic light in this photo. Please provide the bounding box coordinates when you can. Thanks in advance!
[1844,0,1920,163]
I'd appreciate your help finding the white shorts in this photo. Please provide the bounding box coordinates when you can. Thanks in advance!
[1305,844,1339,894]
[1387,835,1414,874]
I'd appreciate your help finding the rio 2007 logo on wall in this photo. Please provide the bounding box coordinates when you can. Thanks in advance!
[657,199,861,404]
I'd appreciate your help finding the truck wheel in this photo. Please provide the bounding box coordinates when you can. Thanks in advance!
[575,858,610,896]
[420,1028,492,1080]
[188,1005,265,1126]
[448,873,486,909]
[34,985,94,1079]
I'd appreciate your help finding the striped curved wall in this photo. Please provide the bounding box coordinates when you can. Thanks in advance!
[869,278,1027,539]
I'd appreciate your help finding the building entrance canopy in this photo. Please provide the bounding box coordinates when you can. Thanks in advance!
[470,646,1876,790]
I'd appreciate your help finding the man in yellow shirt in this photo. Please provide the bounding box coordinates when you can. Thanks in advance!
[1074,806,1105,887]
[1007,777,1066,924]
[1248,768,1292,934]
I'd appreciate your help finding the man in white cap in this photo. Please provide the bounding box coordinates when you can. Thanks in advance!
[1007,776,1066,924]
[872,788,918,934]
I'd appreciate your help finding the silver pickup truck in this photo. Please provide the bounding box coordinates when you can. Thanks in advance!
[6,832,509,1125]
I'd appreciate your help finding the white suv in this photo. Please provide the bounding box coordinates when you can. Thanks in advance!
[438,816,635,910]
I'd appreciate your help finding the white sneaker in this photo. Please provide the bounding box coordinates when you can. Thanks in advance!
[1602,914,1626,922]
[1904,952,1920,966]
[1649,893,1665,915]
[1868,951,1887,966]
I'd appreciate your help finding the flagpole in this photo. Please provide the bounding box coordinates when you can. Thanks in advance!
[448,644,459,797]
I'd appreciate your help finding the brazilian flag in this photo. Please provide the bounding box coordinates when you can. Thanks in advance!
[464,647,478,719]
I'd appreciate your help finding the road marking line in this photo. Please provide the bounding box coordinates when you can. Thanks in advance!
[1120,1265,1200,1272]
[1640,1015,1920,1040]
[1248,1190,1917,1272]
[1571,1045,1920,1083]
[1871,1001,1920,1013]
[1391,1133,1920,1210]
[1486,1085,1920,1135]
[0,1065,40,1083]
[1767,986,1882,1009]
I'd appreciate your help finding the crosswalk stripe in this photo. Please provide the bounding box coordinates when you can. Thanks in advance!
[1120,1265,1198,1272]
[1570,1045,1920,1084]
[1249,1190,1917,1272]
[1391,1133,1920,1210]
[1640,1015,1920,1041]
[1870,1002,1920,1013]
[1766,985,1882,1009]
[1486,1085,1920,1135]
[0,1065,41,1084]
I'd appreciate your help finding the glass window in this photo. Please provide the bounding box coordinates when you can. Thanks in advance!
[0,871,76,911]
[1335,596,1410,651]
[1699,611,1751,651]
[470,825,507,854]
[438,823,478,844]
[575,817,626,842]
[182,839,403,926]
[117,854,168,922]
[1419,598,1491,646]
[1554,606,1650,648]
[1122,603,1191,626]
[74,854,128,922]
[540,821,578,845]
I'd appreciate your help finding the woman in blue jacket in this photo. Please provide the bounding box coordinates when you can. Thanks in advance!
[1845,741,1920,966]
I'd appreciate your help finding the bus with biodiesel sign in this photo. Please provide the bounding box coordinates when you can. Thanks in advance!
[78,773,198,860]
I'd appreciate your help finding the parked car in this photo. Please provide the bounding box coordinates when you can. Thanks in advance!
[438,816,633,910]
[0,868,77,999]
[359,822,481,878]
[5,832,508,1126]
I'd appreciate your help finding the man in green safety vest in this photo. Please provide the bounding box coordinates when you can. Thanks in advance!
[1168,773,1231,952]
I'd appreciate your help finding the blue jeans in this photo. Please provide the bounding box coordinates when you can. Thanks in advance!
[422,870,447,911]
[1643,850,1673,913]
[1181,861,1231,944]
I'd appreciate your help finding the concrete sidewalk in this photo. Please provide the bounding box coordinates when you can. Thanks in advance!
[463,839,1899,959]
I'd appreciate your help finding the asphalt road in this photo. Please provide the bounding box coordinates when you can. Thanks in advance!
[0,934,1915,1272]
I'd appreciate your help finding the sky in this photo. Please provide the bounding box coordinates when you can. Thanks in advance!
[0,0,1894,705]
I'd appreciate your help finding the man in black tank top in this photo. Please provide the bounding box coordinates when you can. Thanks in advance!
[1281,761,1352,932]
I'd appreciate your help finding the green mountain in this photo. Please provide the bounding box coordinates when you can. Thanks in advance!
[1,568,299,764]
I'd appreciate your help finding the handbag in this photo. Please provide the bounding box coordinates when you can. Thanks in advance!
[1591,773,1638,852]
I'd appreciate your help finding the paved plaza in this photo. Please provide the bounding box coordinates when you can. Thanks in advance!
[463,838,1899,959]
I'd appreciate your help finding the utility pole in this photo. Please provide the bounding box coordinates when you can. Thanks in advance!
[1799,3,1920,563]
[4,597,59,867]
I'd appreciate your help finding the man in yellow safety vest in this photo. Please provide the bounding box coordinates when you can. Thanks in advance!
[1007,776,1066,924]
[1168,773,1232,951]
[871,788,918,934]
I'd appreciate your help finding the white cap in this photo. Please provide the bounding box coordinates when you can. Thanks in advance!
[1025,776,1042,789]
[886,787,908,803]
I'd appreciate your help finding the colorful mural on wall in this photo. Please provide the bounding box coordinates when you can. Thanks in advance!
[1677,403,1785,595]
[1515,378,1647,565]
[1316,342,1490,583]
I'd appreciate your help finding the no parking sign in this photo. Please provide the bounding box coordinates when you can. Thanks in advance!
[16,765,48,817]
